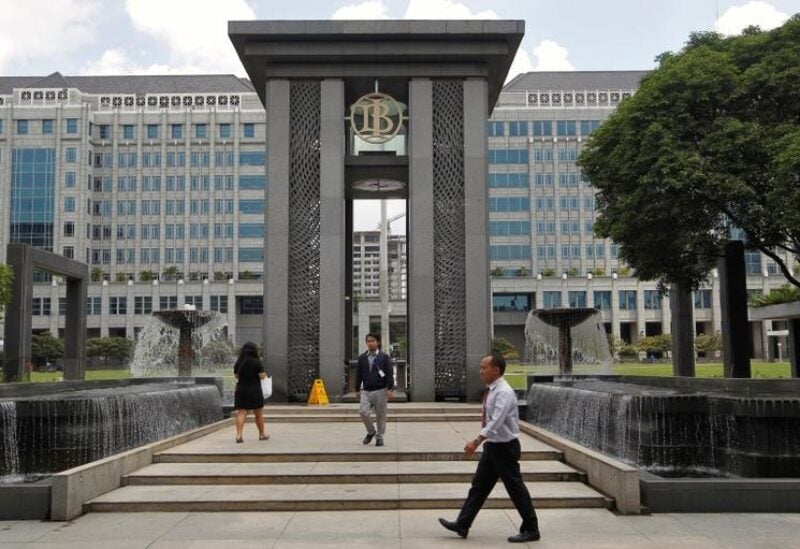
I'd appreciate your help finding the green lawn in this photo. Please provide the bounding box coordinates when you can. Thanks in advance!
[504,361,792,390]
[27,369,132,383]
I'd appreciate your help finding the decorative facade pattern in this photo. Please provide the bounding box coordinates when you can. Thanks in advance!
[432,80,467,398]
[286,81,322,398]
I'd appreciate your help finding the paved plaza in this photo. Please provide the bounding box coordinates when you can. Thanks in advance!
[3,407,799,547]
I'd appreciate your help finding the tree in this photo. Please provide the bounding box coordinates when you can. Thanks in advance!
[695,333,723,355]
[579,17,800,291]
[31,333,64,368]
[199,338,236,368]
[0,264,13,315]
[492,337,519,360]
[91,267,105,282]
[139,270,157,282]
[162,266,180,281]
[637,334,672,355]
[86,337,135,367]
[115,272,128,283]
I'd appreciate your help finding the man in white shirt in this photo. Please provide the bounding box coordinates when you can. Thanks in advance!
[439,354,540,543]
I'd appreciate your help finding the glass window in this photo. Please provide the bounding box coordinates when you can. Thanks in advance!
[109,296,127,315]
[532,121,552,136]
[644,290,662,310]
[146,124,159,139]
[239,150,265,166]
[239,175,266,189]
[64,171,75,188]
[543,291,562,309]
[42,119,54,134]
[219,123,231,139]
[580,120,601,135]
[744,252,762,274]
[210,295,228,313]
[170,124,183,139]
[594,291,612,310]
[243,123,255,138]
[694,289,712,309]
[492,293,531,312]
[63,196,75,212]
[568,291,587,308]
[16,120,28,135]
[239,296,263,315]
[619,290,637,310]
[486,121,504,137]
[195,124,207,139]
[556,120,576,136]
[98,125,111,139]
[239,223,265,238]
[239,199,265,214]
[239,247,264,262]
[122,125,135,139]
[65,118,78,134]
[508,121,528,136]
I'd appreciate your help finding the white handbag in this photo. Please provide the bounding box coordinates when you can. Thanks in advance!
[261,376,273,399]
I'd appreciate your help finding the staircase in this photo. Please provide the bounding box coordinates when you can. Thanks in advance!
[85,404,614,513]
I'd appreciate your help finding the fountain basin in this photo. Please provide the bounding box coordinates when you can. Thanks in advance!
[527,376,800,478]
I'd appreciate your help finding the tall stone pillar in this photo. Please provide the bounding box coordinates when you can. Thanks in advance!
[4,245,33,382]
[463,78,492,400]
[408,78,436,401]
[670,281,696,377]
[318,79,346,397]
[63,276,87,380]
[264,79,291,400]
[718,240,751,378]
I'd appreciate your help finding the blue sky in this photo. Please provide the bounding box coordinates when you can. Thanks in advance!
[1,0,797,231]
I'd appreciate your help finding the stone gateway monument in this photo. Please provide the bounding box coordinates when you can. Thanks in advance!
[229,20,524,402]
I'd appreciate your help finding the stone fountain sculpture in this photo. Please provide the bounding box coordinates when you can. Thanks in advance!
[152,305,217,377]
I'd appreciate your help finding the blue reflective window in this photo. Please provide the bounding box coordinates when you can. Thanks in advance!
[64,172,75,188]
[619,290,637,310]
[171,124,183,139]
[533,148,553,162]
[580,120,601,135]
[492,293,531,312]
[594,291,611,310]
[487,121,504,136]
[488,172,527,188]
[98,125,111,139]
[488,149,528,164]
[11,148,56,250]
[508,121,528,136]
[489,245,531,260]
[239,150,265,166]
[693,289,712,309]
[568,291,587,308]
[239,199,264,214]
[243,123,255,138]
[644,290,662,310]
[0,120,4,134]
[239,223,265,238]
[42,119,54,134]
[239,175,266,189]
[66,119,78,134]
[489,221,531,236]
[219,123,231,139]
[534,173,554,187]
[146,124,159,139]
[123,125,135,139]
[239,247,264,262]
[16,120,28,135]
[745,252,762,274]
[543,291,561,309]
[63,196,75,212]
[489,197,530,212]
[532,121,552,136]
[556,120,576,136]
[195,123,207,139]
[64,147,77,163]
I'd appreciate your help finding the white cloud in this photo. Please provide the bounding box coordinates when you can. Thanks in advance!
[332,0,390,20]
[506,49,533,83]
[403,0,498,19]
[715,1,789,36]
[0,0,100,72]
[530,40,574,71]
[80,48,195,76]
[120,0,256,75]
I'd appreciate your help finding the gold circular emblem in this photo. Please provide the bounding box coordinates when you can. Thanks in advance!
[348,92,406,145]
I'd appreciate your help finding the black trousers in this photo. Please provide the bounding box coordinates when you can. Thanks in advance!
[456,438,538,533]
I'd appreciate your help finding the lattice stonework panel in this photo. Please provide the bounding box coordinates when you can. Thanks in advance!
[287,81,322,398]
[432,80,467,398]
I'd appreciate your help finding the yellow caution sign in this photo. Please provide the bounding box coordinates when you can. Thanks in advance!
[307,379,330,405]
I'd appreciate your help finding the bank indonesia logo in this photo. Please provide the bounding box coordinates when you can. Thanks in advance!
[348,92,406,145]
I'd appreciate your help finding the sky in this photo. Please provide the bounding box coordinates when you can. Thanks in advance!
[1,0,798,232]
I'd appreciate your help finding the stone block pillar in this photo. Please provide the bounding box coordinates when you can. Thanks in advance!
[718,240,751,378]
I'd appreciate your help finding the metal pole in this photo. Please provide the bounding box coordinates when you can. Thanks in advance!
[380,200,390,351]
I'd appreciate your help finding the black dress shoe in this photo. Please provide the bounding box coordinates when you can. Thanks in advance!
[508,530,541,543]
[362,433,375,445]
[438,518,468,539]
[375,436,384,447]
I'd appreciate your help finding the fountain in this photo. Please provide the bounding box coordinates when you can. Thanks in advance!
[524,308,612,374]
[151,305,219,377]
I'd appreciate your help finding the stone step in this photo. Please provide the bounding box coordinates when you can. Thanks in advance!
[154,448,562,463]
[260,404,481,415]
[124,460,585,485]
[257,413,482,423]
[87,481,613,512]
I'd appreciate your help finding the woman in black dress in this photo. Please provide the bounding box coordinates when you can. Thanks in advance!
[233,342,268,443]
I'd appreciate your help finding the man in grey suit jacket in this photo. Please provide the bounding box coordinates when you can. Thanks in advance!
[355,333,394,447]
